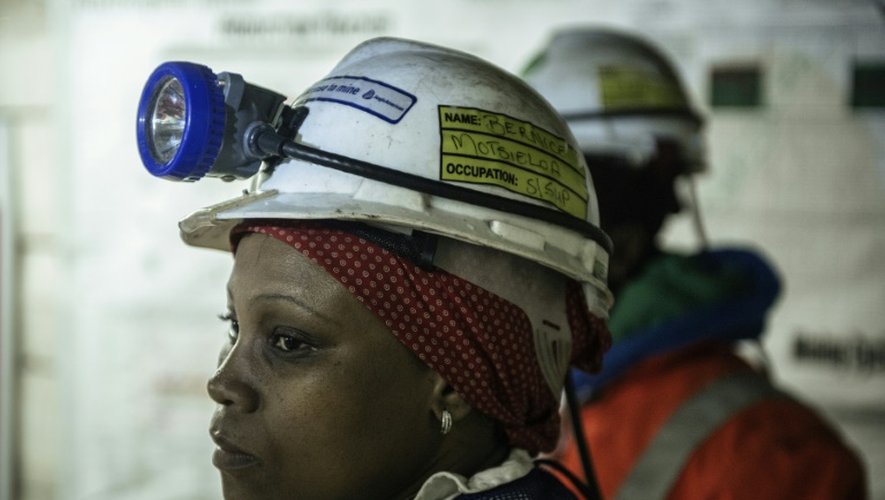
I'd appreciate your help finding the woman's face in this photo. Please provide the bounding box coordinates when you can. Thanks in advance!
[209,234,442,500]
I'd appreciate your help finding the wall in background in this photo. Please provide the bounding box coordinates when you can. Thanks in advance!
[1,0,882,498]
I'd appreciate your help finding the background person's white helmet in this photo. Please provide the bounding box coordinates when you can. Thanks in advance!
[177,37,613,318]
[522,27,706,172]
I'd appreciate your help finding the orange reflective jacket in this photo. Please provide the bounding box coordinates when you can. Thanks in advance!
[560,343,868,500]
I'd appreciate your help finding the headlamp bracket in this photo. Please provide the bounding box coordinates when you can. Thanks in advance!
[214,72,288,181]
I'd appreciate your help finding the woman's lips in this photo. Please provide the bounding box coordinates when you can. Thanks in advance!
[211,433,259,471]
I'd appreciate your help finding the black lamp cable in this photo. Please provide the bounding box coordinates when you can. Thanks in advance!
[565,373,602,500]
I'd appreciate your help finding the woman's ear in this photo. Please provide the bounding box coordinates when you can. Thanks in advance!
[429,373,472,421]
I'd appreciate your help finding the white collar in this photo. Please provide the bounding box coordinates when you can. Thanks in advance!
[413,449,534,500]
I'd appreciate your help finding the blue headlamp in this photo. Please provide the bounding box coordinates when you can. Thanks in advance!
[136,61,288,181]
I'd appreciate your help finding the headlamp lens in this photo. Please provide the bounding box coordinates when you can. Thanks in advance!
[148,77,186,165]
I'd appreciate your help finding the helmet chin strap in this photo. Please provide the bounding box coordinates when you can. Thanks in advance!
[534,376,604,500]
[685,175,709,249]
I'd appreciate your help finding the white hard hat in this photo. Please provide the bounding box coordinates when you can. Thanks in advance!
[177,37,612,318]
[523,27,706,172]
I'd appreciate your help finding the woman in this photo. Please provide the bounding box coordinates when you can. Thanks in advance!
[146,37,613,499]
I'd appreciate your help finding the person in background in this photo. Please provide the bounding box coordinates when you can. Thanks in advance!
[524,27,868,500]
[137,37,614,499]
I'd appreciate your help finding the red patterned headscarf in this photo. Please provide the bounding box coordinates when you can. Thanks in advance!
[232,221,610,455]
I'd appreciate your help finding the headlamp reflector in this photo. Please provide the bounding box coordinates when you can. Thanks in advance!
[148,77,186,165]
[136,62,225,181]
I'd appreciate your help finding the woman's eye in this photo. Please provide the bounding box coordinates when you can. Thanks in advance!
[270,330,313,354]
[219,313,239,344]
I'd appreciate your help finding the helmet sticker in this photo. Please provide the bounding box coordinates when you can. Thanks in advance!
[598,65,685,110]
[438,105,587,218]
[295,75,417,123]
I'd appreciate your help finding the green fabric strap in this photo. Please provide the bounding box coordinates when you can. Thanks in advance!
[609,254,749,342]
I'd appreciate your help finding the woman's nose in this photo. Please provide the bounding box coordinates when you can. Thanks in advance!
[207,342,260,413]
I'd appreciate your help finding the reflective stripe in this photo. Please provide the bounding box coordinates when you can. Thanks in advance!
[615,372,787,500]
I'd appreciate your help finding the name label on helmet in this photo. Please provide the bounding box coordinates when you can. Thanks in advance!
[295,75,417,124]
[438,105,587,218]
[598,65,685,110]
